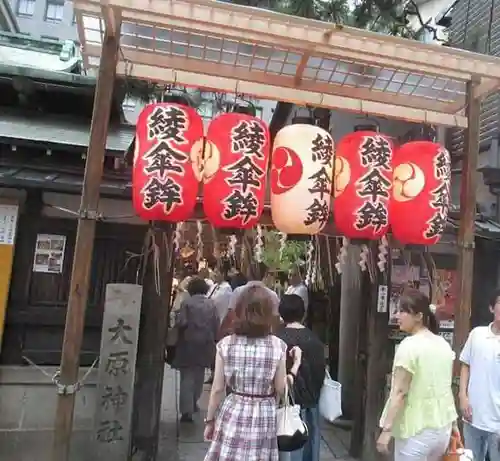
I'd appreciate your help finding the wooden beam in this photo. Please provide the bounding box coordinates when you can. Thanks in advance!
[84,45,455,114]
[294,51,310,85]
[101,2,119,37]
[51,30,120,461]
[453,80,481,376]
[107,61,468,128]
[473,77,500,99]
[446,77,500,113]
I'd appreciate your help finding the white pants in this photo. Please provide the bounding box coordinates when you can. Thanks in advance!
[394,425,452,461]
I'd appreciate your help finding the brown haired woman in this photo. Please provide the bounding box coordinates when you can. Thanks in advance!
[377,288,457,461]
[203,285,302,461]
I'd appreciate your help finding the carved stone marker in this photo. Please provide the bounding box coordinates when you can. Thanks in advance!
[94,283,142,459]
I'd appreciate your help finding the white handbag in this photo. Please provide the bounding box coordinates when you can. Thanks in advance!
[276,381,308,452]
[319,369,342,423]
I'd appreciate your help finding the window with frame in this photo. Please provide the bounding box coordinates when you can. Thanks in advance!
[17,0,36,16]
[45,0,64,22]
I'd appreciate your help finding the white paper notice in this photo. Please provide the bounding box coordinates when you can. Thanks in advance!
[0,205,19,245]
[33,234,67,274]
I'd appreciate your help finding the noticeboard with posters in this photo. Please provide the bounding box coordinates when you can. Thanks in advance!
[389,249,456,334]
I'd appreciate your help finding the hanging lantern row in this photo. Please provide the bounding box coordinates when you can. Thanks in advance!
[132,103,451,247]
[132,103,270,229]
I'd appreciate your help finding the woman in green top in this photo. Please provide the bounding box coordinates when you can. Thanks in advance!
[377,288,457,461]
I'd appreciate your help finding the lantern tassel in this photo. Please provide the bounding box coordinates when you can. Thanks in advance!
[279,232,287,261]
[311,247,318,286]
[196,220,203,262]
[305,238,314,287]
[359,244,369,272]
[228,234,237,259]
[335,237,349,274]
[254,225,263,263]
[240,236,245,268]
[377,235,389,272]
[173,222,183,252]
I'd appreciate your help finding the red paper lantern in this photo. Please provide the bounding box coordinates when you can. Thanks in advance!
[333,131,393,239]
[203,113,270,229]
[132,103,203,222]
[271,124,334,234]
[391,141,451,245]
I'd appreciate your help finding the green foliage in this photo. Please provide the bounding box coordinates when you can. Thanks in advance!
[260,230,306,273]
[268,0,417,38]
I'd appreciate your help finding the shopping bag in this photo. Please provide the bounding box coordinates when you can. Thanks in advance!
[277,381,308,452]
[442,430,473,461]
[319,369,342,423]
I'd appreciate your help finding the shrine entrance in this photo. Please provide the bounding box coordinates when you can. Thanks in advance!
[50,0,500,459]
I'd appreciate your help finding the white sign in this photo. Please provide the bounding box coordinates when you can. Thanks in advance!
[33,234,66,274]
[0,204,19,245]
[377,285,389,313]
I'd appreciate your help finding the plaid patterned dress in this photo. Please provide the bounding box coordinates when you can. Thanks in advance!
[205,334,287,461]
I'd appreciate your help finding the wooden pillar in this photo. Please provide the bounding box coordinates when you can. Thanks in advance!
[338,245,362,418]
[131,223,175,460]
[453,79,481,373]
[350,268,369,458]
[52,30,119,461]
[361,246,391,461]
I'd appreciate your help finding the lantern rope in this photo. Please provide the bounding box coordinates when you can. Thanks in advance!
[278,232,287,261]
[377,235,389,272]
[335,237,349,274]
[196,220,203,262]
[305,238,314,287]
[254,225,263,263]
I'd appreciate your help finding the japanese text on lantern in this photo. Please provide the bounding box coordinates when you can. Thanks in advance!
[354,136,392,232]
[304,132,333,227]
[141,106,189,214]
[222,120,266,224]
[94,284,142,458]
[425,149,451,240]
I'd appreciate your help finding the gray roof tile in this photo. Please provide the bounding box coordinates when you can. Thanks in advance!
[0,113,134,153]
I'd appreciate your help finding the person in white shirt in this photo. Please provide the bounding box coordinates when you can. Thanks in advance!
[459,289,500,461]
[207,268,233,325]
[285,268,309,315]
[205,268,233,384]
[199,267,214,290]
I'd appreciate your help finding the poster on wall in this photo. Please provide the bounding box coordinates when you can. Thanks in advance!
[33,234,66,274]
[434,269,456,329]
[0,204,19,245]
[389,265,420,325]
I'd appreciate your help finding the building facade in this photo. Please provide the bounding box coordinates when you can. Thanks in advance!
[447,0,500,221]
[7,0,76,40]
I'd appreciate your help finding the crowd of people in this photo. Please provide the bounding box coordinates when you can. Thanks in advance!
[168,263,322,461]
[167,263,500,461]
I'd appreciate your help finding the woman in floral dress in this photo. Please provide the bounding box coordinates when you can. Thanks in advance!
[203,285,302,461]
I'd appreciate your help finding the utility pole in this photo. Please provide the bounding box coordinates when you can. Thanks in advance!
[52,30,119,461]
